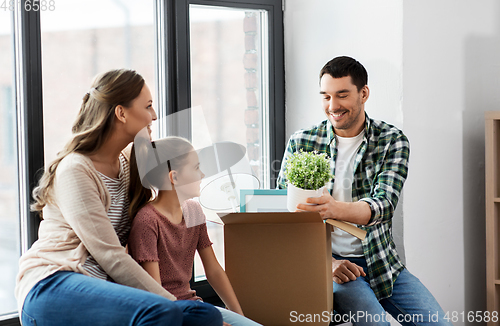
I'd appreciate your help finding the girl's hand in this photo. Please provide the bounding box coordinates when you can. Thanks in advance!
[223,322,232,326]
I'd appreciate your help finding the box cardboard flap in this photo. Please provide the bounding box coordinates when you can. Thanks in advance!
[218,211,323,225]
[325,219,367,240]
[223,212,333,325]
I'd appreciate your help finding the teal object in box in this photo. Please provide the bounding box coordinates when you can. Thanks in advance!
[239,189,287,212]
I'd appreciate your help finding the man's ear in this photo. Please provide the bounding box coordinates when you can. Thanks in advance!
[115,105,127,124]
[361,85,370,104]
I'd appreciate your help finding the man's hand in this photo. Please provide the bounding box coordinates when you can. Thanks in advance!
[332,257,366,284]
[295,188,372,225]
[296,188,336,219]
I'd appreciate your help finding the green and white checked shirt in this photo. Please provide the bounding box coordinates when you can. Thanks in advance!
[277,113,409,301]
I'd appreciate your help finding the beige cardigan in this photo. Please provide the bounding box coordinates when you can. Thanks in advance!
[15,151,176,315]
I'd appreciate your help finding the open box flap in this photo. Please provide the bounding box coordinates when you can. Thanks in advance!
[218,211,323,225]
[218,212,367,240]
[325,219,367,240]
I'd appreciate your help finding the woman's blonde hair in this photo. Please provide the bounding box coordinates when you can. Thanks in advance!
[32,69,145,215]
[128,136,194,218]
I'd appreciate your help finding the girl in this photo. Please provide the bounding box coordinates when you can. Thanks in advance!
[15,69,222,326]
[128,136,262,326]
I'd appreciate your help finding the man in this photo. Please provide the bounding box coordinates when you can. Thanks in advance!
[277,56,450,325]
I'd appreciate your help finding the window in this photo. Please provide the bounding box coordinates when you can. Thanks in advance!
[0,9,20,318]
[1,3,45,324]
[41,0,156,164]
[0,0,283,323]
[189,4,270,283]
[189,5,270,187]
[164,0,284,302]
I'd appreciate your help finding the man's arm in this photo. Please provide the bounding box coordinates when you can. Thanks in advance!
[298,133,409,226]
[358,133,409,226]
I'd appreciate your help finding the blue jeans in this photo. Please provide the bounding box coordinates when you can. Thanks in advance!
[332,254,452,326]
[21,271,222,326]
[215,306,262,326]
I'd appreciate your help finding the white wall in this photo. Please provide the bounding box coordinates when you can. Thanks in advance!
[284,0,403,136]
[403,1,498,323]
[284,0,496,324]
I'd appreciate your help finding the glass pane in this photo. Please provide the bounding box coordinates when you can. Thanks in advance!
[189,5,269,282]
[41,0,155,164]
[0,10,21,316]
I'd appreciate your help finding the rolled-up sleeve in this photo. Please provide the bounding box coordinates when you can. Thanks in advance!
[359,134,409,226]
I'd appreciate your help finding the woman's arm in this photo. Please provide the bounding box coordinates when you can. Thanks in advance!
[54,157,176,300]
[199,246,244,315]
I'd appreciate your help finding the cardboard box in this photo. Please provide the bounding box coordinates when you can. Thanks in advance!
[220,212,333,326]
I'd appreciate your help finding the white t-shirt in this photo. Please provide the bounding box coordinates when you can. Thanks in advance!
[331,130,365,257]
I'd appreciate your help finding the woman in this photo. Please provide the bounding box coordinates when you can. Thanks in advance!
[15,69,222,326]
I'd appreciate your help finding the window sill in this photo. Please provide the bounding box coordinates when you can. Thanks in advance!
[0,313,20,326]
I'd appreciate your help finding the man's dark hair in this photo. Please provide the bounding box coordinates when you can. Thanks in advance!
[319,56,368,91]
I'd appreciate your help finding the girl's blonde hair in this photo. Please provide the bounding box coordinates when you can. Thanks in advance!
[32,69,145,215]
[129,136,194,218]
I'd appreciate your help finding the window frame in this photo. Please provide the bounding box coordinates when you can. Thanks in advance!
[164,0,284,304]
[0,0,283,322]
[0,314,21,326]
[14,2,44,254]
[0,2,44,325]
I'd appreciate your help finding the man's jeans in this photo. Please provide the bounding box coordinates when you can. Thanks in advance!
[332,254,452,326]
[22,271,222,326]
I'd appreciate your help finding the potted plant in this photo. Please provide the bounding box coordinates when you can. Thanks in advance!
[284,150,333,212]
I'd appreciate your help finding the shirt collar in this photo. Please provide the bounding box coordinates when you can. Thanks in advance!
[327,111,372,145]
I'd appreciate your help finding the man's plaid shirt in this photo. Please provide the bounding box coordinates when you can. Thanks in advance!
[277,113,409,301]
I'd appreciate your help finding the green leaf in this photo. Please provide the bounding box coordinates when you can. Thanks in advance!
[284,149,333,190]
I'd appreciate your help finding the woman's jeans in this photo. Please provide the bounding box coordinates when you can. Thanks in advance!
[21,271,222,326]
[332,254,452,326]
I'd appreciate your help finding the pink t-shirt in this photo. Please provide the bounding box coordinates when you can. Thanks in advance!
[128,199,212,300]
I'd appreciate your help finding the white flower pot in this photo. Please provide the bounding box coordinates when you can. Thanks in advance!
[287,182,325,212]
